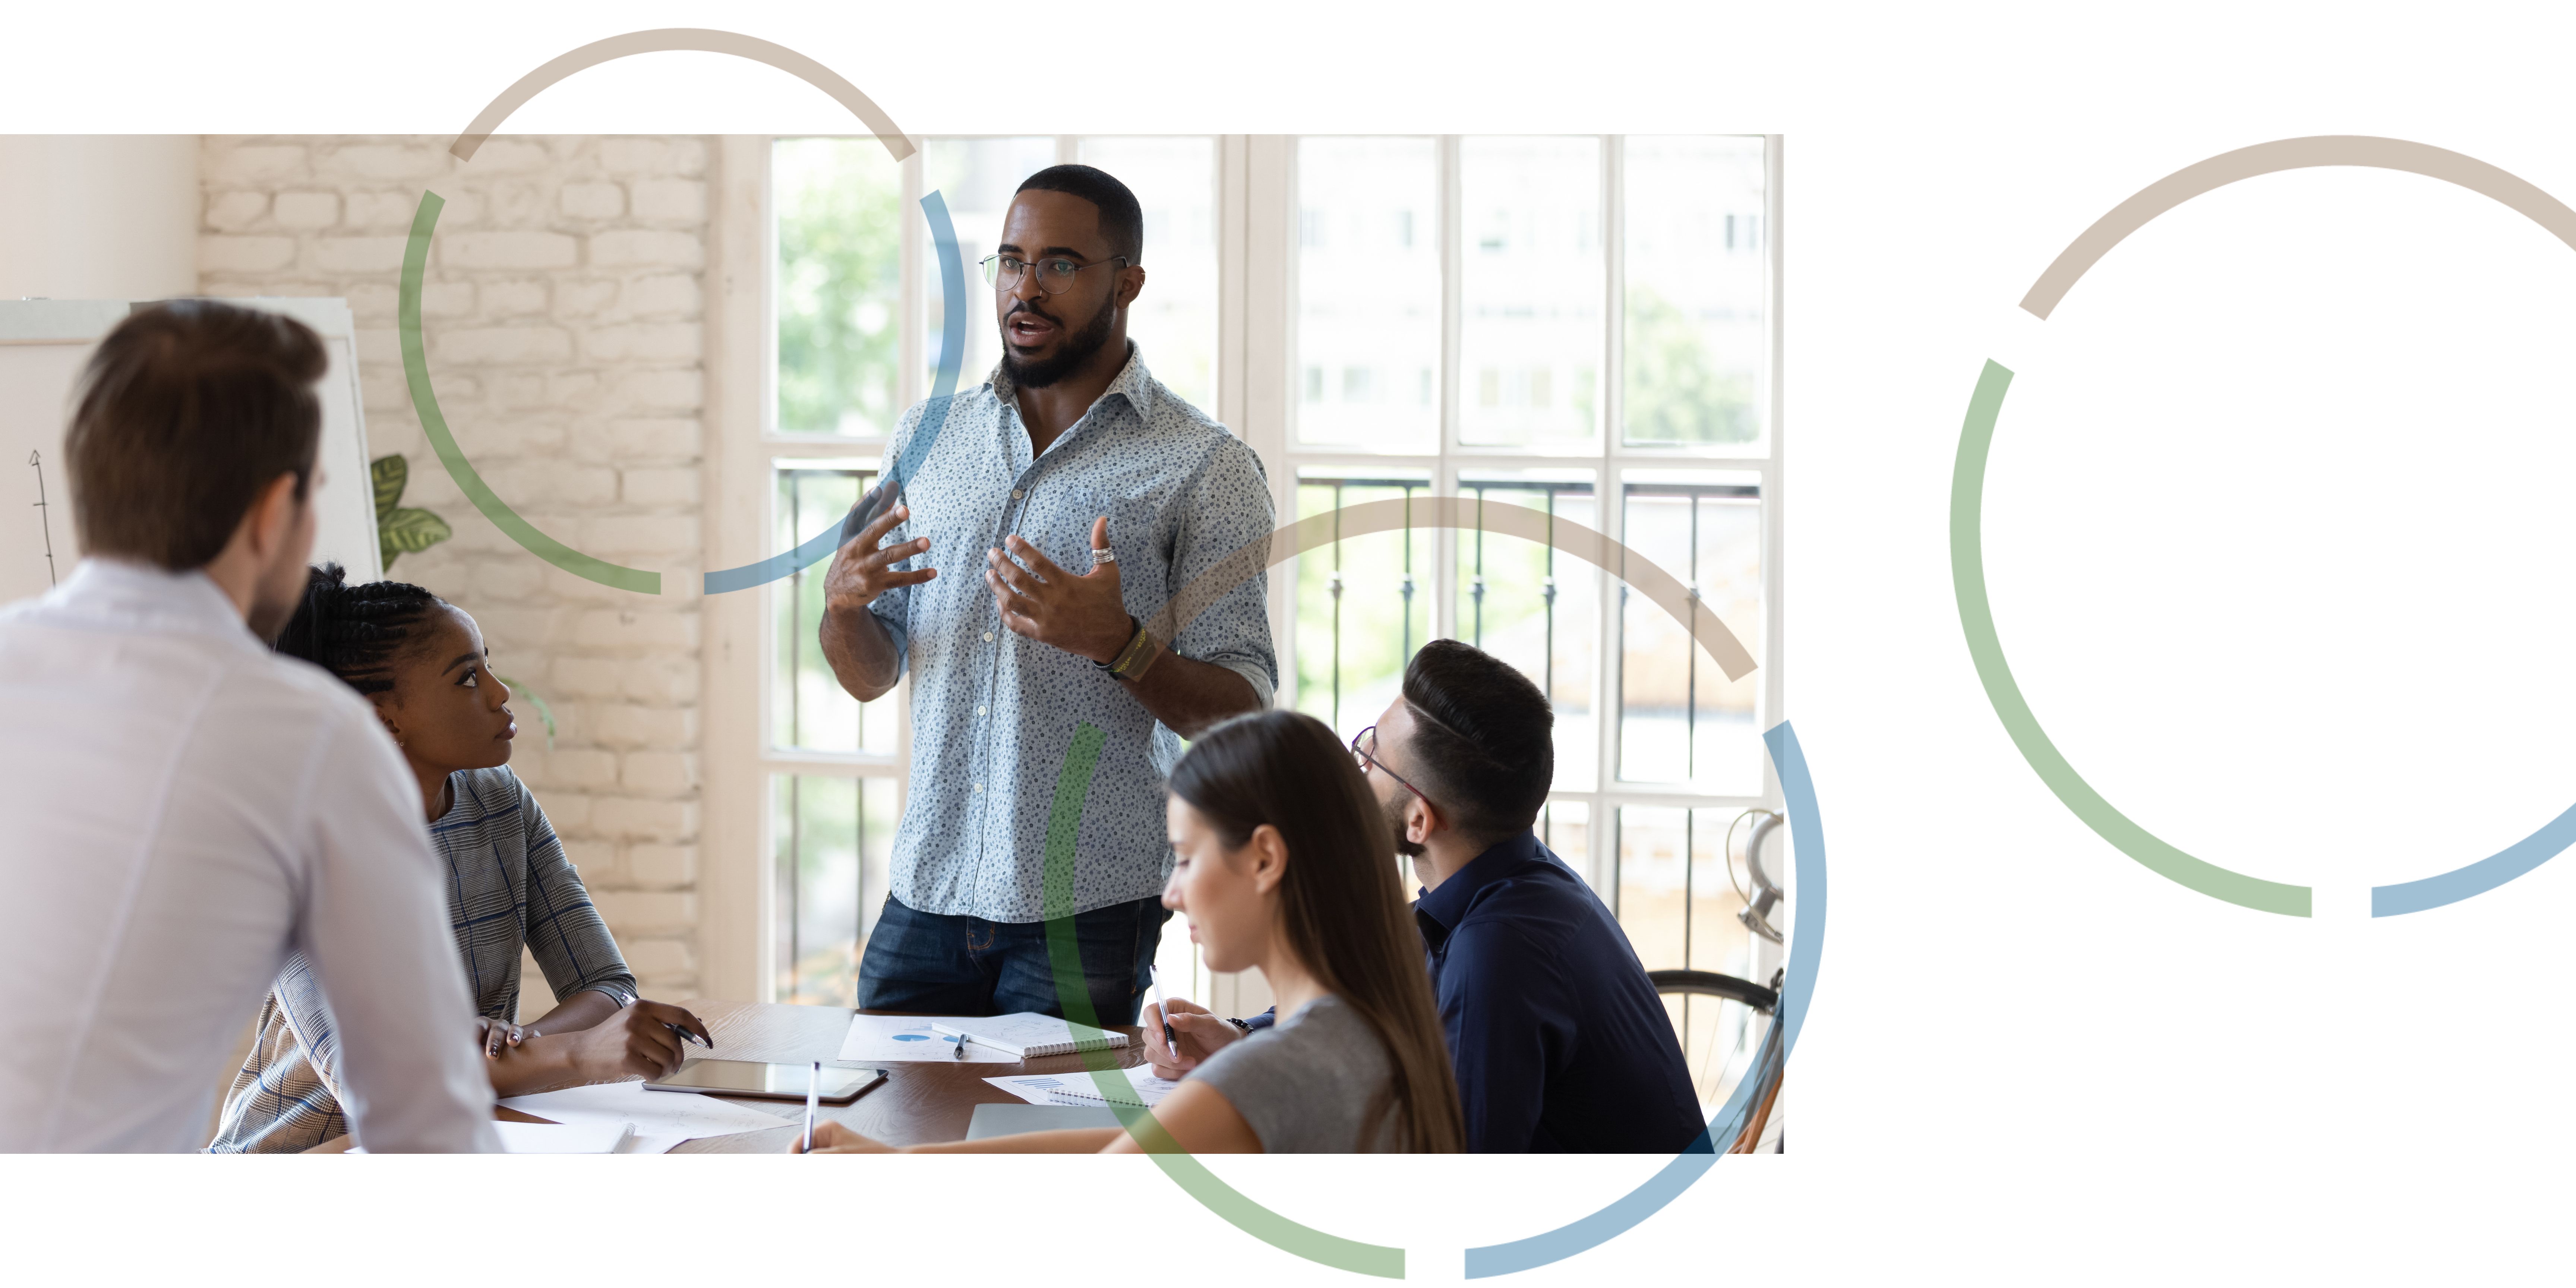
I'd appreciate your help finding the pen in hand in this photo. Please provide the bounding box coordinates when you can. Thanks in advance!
[1147,966,1180,1063]
[616,995,711,1050]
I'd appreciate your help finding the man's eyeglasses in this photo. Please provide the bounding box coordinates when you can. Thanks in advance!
[980,253,1131,296]
[1351,725,1431,808]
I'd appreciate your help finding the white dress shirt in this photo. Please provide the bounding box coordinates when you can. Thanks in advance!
[0,560,500,1152]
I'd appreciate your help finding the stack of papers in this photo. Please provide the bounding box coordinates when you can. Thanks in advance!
[837,1013,1021,1063]
[986,1064,1178,1108]
[496,1080,792,1147]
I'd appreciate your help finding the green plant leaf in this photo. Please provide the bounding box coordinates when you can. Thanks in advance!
[370,454,407,520]
[495,674,556,752]
[378,506,451,570]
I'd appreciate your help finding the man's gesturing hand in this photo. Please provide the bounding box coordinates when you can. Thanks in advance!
[823,500,935,617]
[986,517,1134,664]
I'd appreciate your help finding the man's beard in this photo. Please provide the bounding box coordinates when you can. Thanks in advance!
[1000,291,1119,389]
[1383,786,1426,859]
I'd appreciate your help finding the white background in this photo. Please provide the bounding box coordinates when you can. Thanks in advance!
[12,1,2576,1282]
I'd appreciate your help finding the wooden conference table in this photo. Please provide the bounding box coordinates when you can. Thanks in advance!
[500,1000,1150,1153]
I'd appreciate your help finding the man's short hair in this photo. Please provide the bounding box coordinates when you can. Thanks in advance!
[1016,164,1144,264]
[66,299,326,572]
[1399,639,1555,842]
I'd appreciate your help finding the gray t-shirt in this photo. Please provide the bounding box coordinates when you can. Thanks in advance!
[1189,994,1401,1153]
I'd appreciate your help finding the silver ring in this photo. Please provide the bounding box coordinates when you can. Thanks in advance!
[1090,548,1117,565]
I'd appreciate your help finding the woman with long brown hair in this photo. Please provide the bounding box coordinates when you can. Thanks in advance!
[798,709,1464,1153]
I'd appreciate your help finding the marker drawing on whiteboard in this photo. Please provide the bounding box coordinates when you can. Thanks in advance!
[29,451,57,587]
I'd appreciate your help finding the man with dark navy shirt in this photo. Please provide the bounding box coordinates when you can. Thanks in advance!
[1146,640,1707,1153]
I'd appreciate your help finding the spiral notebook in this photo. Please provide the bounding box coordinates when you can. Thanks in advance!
[930,1013,1129,1059]
[989,1064,1178,1108]
[1051,1066,1178,1107]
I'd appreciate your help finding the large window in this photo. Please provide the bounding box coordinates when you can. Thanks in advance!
[738,138,1785,1081]
[1282,137,1783,1106]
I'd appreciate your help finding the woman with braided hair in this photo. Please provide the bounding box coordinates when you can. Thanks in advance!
[209,565,713,1152]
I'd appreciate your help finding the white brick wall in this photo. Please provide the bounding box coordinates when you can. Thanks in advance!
[199,135,712,998]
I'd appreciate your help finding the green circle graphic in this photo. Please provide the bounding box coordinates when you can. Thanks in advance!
[1959,135,2576,918]
[1950,360,2310,916]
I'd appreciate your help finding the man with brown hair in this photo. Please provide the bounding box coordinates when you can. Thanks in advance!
[0,300,500,1152]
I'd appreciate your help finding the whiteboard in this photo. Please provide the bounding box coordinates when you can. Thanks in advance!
[0,297,382,608]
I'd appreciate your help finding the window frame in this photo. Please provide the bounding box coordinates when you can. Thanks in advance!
[705,134,1786,1004]
[1269,136,1788,928]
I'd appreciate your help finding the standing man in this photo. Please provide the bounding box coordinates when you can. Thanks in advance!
[820,165,1275,1024]
[0,301,499,1151]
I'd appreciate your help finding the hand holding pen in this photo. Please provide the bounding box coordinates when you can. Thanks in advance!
[468,998,714,1088]
[559,999,715,1080]
[1147,966,1180,1057]
[1143,996,1241,1078]
[623,996,714,1050]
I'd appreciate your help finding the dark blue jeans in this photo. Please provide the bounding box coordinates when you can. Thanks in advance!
[855,893,1170,1024]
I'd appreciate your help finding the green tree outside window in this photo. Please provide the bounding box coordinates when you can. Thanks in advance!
[776,139,903,436]
[1623,285,1757,445]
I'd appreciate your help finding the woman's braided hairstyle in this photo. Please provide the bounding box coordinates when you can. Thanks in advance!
[274,563,446,698]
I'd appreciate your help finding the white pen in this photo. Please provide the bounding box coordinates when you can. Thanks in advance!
[803,1060,819,1152]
